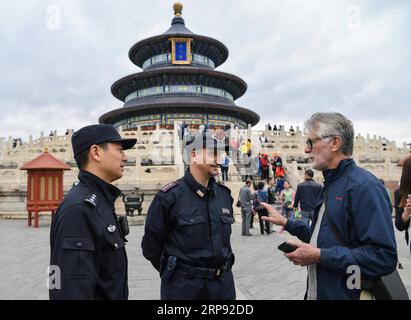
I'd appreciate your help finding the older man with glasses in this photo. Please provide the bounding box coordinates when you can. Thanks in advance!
[262,112,398,300]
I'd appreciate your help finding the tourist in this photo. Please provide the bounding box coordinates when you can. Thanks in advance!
[220,151,230,182]
[275,174,285,195]
[243,153,253,182]
[240,140,248,162]
[229,137,239,161]
[246,138,252,157]
[253,181,270,235]
[271,153,284,178]
[293,169,322,226]
[224,122,231,132]
[280,181,295,220]
[395,156,411,254]
[260,153,270,183]
[181,121,187,140]
[267,177,276,207]
[262,112,397,299]
[253,154,261,180]
[183,124,191,142]
[239,180,253,236]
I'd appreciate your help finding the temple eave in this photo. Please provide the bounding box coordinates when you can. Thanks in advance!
[111,67,247,101]
[99,103,259,126]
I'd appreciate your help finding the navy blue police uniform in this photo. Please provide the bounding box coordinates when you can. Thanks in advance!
[141,134,236,300]
[49,124,136,300]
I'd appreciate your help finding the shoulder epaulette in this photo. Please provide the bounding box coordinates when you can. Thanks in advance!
[160,181,180,193]
[84,193,98,207]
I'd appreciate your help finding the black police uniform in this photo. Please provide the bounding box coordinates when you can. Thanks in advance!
[49,124,135,300]
[49,170,128,299]
[141,169,236,300]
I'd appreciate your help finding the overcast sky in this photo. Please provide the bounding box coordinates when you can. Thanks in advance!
[1,0,410,146]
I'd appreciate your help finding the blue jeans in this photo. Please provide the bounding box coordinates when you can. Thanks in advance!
[300,210,314,226]
[282,207,294,219]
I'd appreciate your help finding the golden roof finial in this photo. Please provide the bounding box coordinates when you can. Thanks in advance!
[44,147,49,153]
[173,3,183,17]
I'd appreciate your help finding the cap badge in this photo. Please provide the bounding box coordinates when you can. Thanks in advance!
[107,225,116,233]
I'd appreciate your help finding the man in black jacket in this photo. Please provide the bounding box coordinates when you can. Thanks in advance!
[293,169,322,226]
[49,124,136,300]
[142,133,236,300]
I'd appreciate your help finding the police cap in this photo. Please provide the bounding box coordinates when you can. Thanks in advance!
[185,132,225,154]
[72,124,137,158]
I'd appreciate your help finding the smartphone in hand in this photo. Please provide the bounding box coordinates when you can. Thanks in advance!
[278,242,298,253]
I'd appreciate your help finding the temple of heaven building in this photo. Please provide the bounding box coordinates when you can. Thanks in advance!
[99,3,259,131]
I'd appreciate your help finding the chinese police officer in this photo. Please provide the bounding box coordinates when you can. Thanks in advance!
[141,132,236,300]
[49,124,136,300]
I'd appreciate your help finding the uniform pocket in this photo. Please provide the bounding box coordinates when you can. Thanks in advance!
[177,215,206,250]
[101,233,126,274]
[220,215,233,246]
[62,237,95,279]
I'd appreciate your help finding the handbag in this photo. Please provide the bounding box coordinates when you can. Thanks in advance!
[236,189,242,208]
[325,213,409,300]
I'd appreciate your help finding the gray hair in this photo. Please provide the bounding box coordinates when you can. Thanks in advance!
[304,112,354,156]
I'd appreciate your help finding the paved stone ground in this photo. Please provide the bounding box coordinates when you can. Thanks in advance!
[0,217,410,300]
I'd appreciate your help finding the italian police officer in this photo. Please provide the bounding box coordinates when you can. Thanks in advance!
[49,124,136,300]
[141,132,236,300]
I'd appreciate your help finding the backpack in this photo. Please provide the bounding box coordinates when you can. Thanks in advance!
[254,190,268,210]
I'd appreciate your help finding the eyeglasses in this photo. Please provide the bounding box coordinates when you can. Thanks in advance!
[306,135,333,150]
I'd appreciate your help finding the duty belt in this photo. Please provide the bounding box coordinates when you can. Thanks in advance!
[175,261,231,279]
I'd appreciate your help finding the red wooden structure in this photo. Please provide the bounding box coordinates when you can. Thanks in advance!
[20,149,70,228]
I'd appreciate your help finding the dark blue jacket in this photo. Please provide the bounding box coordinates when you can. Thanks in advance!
[293,179,323,211]
[50,170,128,300]
[141,169,235,270]
[253,190,268,210]
[275,178,285,194]
[285,159,397,300]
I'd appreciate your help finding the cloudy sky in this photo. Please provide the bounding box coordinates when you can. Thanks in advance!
[1,0,410,146]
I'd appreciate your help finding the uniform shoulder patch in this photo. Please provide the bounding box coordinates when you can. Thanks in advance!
[84,193,98,207]
[160,180,180,193]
